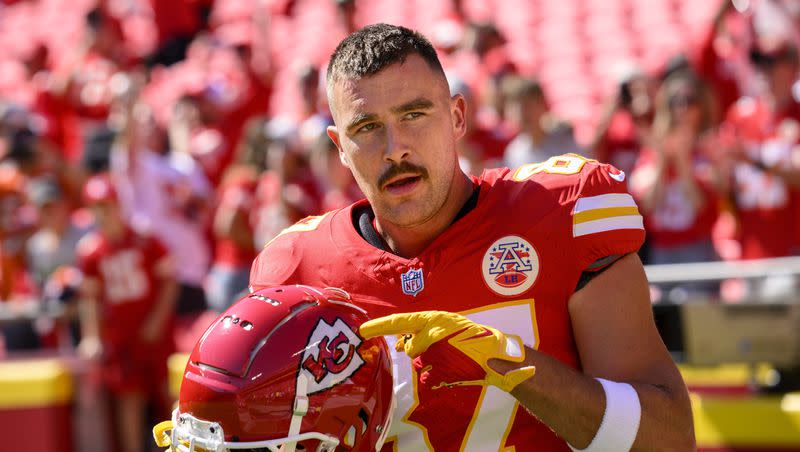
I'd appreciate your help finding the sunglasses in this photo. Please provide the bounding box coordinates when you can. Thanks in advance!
[750,49,796,69]
[669,94,699,109]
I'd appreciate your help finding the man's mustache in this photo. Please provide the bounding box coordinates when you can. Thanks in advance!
[377,162,429,188]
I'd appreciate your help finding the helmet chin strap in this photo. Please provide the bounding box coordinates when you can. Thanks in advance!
[286,374,310,452]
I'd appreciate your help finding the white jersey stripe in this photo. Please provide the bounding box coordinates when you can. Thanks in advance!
[574,193,637,213]
[573,215,644,237]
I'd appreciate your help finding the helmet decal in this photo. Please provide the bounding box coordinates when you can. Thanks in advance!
[300,317,365,394]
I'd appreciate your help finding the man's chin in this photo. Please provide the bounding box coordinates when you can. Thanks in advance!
[379,202,438,229]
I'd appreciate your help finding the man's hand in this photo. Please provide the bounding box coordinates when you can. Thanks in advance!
[77,336,103,361]
[360,311,535,392]
[138,315,165,344]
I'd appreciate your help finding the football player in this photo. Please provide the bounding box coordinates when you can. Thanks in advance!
[250,24,695,451]
[152,285,394,452]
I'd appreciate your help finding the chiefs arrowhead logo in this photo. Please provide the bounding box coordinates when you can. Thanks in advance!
[300,318,364,394]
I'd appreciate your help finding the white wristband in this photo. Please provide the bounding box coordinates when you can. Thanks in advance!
[570,378,641,452]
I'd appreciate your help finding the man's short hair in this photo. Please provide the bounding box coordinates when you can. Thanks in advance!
[502,75,544,102]
[326,23,446,92]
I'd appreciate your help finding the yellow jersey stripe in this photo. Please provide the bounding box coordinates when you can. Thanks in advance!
[573,206,640,224]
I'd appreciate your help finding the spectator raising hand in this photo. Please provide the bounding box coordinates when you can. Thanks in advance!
[630,72,721,300]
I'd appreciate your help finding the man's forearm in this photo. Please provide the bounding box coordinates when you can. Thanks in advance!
[147,280,179,335]
[78,297,101,341]
[490,347,695,451]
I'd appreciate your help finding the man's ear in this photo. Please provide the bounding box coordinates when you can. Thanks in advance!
[451,93,467,140]
[327,125,350,168]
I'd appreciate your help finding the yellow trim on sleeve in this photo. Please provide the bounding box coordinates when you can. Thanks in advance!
[573,206,640,224]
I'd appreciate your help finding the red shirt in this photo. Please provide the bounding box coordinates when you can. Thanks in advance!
[594,110,643,178]
[630,148,719,248]
[691,16,743,116]
[250,157,644,451]
[57,51,125,161]
[188,126,232,186]
[148,0,201,44]
[723,96,800,259]
[77,227,170,346]
[466,124,512,164]
[213,174,257,268]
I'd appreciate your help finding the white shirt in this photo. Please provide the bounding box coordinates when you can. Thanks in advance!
[112,147,212,286]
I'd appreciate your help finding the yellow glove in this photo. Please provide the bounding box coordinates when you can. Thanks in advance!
[152,420,174,449]
[360,311,535,392]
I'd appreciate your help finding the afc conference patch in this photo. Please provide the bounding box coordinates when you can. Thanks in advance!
[482,235,539,296]
[401,268,424,297]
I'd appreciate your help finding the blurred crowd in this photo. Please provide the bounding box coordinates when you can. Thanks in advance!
[0,0,798,350]
[1,0,799,449]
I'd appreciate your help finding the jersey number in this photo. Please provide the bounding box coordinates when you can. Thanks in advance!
[512,154,593,181]
[99,250,148,303]
[389,300,539,451]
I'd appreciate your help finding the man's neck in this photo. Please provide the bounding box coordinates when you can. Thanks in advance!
[375,172,474,258]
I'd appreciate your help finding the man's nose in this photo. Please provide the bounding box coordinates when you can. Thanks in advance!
[383,123,411,164]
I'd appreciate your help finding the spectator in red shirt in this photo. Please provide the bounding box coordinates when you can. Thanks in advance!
[205,165,258,312]
[76,173,177,452]
[447,73,511,173]
[719,37,800,261]
[169,94,232,186]
[630,72,720,300]
[591,64,655,179]
[54,8,130,162]
[691,0,752,119]
[252,118,322,247]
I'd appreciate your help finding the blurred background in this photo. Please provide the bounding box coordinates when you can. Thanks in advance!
[1,0,800,450]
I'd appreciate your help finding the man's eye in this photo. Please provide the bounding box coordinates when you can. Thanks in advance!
[404,112,424,120]
[357,123,379,133]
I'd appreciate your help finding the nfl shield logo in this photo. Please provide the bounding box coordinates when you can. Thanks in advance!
[401,268,424,297]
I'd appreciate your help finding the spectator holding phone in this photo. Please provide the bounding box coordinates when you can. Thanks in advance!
[630,72,720,298]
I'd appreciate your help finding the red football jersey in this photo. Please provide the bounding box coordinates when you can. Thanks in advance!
[250,155,645,452]
[77,227,170,346]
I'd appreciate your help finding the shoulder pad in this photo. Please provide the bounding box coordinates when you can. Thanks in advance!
[250,212,334,289]
[250,233,302,290]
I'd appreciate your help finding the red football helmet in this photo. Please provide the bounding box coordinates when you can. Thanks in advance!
[153,285,394,452]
